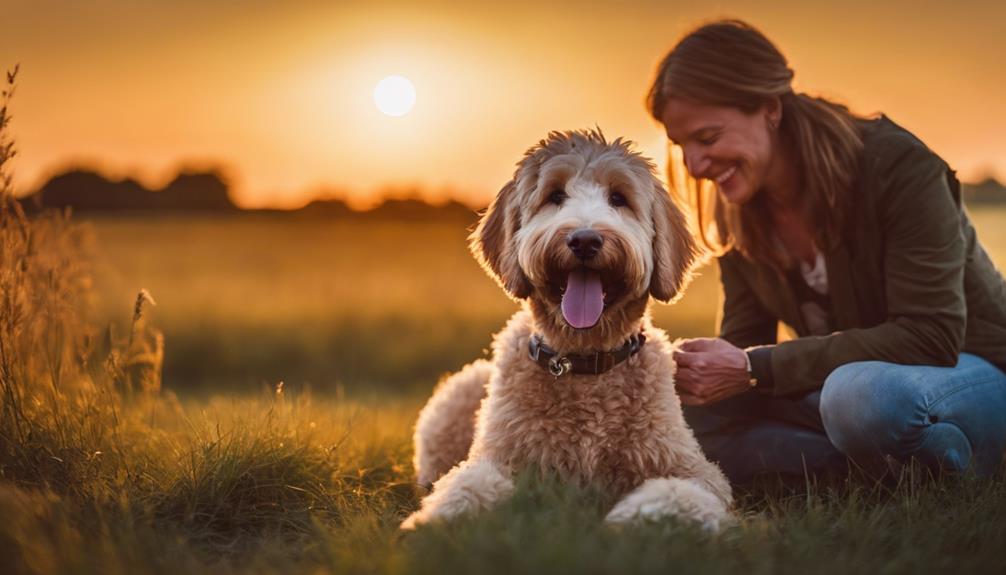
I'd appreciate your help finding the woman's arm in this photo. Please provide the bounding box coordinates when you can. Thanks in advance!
[717,250,778,349]
[750,135,966,396]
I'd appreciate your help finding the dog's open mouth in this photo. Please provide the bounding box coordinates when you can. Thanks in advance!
[553,268,626,329]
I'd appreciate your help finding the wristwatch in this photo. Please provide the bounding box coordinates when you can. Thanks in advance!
[744,352,757,387]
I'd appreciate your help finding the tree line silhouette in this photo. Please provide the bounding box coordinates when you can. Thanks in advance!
[17,165,1006,217]
[19,167,479,221]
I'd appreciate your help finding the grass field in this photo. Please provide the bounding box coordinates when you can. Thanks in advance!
[81,213,725,393]
[3,389,1006,575]
[81,207,1006,394]
[2,202,1005,574]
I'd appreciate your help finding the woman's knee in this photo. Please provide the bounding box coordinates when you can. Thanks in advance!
[819,361,930,461]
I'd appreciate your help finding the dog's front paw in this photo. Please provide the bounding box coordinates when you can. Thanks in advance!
[399,500,462,531]
[400,511,424,531]
[398,497,460,531]
[399,458,515,531]
[605,477,732,532]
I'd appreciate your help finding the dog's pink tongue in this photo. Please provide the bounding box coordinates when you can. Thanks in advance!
[561,269,604,329]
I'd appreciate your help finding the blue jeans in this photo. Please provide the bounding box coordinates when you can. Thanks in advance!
[682,353,1006,483]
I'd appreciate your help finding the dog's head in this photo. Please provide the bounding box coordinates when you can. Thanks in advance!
[471,129,697,335]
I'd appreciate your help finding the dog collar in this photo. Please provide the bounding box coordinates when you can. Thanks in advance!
[528,332,646,377]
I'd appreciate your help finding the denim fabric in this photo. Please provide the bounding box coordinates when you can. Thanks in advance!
[683,353,1006,483]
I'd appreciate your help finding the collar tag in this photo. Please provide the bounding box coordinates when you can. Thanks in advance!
[548,356,572,377]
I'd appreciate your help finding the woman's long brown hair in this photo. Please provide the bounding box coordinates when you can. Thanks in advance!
[647,20,865,270]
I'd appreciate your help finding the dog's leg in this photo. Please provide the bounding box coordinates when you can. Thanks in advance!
[606,437,734,531]
[400,457,513,530]
[604,476,732,532]
[675,444,733,509]
[413,360,492,488]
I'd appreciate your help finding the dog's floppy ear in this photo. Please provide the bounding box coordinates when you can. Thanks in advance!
[470,180,533,299]
[649,180,698,303]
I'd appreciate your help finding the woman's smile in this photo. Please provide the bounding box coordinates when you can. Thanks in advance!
[712,164,745,201]
[713,165,737,185]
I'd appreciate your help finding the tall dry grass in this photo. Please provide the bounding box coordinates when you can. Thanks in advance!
[0,65,166,503]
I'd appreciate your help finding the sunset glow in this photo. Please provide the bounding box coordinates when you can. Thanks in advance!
[2,1,1005,209]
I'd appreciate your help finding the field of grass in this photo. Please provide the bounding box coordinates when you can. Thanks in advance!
[81,213,726,393]
[81,207,1006,394]
[3,388,1005,575]
[3,197,1006,573]
[3,386,1004,575]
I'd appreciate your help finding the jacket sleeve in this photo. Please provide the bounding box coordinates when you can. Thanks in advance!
[717,251,778,349]
[758,136,967,396]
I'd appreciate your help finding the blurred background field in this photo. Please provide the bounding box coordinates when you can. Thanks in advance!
[82,213,716,394]
[82,206,1006,395]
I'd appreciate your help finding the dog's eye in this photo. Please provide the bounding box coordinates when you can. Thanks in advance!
[548,190,567,205]
[608,191,628,208]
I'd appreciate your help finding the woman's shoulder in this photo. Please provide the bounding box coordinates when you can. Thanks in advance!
[857,115,949,173]
[854,115,956,202]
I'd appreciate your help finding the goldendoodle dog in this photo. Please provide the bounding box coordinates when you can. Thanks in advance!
[401,129,732,531]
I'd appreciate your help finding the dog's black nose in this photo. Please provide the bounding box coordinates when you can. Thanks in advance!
[567,229,603,260]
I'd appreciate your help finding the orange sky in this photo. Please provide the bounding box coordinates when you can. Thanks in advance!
[3,0,1005,209]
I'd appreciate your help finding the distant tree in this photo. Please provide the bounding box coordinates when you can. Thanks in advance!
[28,167,238,212]
[366,198,475,222]
[297,198,354,218]
[963,177,1006,206]
[36,169,148,211]
[160,171,235,210]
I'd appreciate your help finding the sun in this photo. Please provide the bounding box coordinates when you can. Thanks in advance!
[373,75,416,117]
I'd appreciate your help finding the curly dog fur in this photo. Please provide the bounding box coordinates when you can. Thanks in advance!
[404,130,732,531]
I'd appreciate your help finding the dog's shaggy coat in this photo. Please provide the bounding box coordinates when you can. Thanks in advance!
[403,130,732,530]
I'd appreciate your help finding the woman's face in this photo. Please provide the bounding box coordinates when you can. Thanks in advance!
[659,97,780,205]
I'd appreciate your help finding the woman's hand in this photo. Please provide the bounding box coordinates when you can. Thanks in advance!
[672,338,752,406]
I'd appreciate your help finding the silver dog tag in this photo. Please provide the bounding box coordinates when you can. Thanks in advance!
[548,356,572,377]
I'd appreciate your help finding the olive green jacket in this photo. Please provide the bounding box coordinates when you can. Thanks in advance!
[720,116,1006,397]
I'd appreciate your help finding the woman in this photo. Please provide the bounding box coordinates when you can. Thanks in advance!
[648,20,1006,482]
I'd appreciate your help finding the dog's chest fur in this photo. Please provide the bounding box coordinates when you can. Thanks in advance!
[476,311,685,495]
